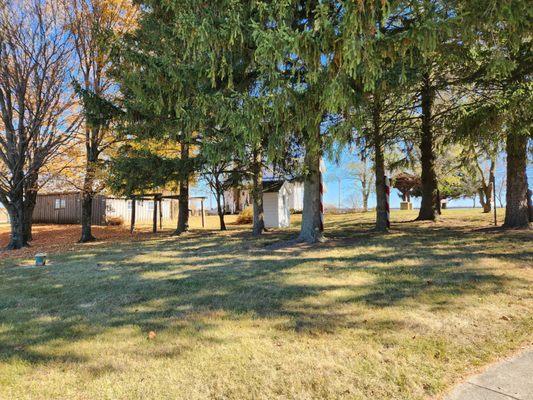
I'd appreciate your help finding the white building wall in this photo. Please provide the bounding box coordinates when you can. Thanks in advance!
[288,182,304,211]
[263,192,280,228]
[278,187,291,227]
[106,198,175,223]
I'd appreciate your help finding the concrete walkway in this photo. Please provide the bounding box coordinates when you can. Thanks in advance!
[446,348,533,400]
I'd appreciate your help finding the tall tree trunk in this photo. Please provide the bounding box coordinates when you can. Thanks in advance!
[298,130,324,243]
[6,196,26,250]
[175,143,190,234]
[478,188,488,212]
[23,191,37,243]
[504,133,529,228]
[175,179,189,234]
[216,191,227,231]
[417,73,439,221]
[373,97,388,232]
[362,192,369,213]
[23,177,38,243]
[478,159,495,213]
[6,166,28,249]
[80,193,95,242]
[80,145,97,243]
[251,147,265,236]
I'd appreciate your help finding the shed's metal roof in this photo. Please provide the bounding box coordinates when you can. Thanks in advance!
[263,180,286,193]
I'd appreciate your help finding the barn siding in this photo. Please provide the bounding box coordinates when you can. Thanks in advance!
[33,193,106,225]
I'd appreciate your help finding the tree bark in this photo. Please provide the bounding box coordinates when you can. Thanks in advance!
[22,177,38,243]
[79,144,98,243]
[504,133,529,228]
[174,142,190,234]
[6,196,26,250]
[362,193,369,213]
[372,97,388,232]
[6,166,28,249]
[417,73,439,221]
[79,192,96,242]
[478,188,488,212]
[216,191,227,231]
[251,147,265,236]
[298,130,324,243]
[23,191,37,243]
[477,159,495,213]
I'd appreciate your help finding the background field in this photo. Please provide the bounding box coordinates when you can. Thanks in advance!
[0,209,531,399]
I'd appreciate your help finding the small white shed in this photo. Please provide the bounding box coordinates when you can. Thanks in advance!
[263,180,291,228]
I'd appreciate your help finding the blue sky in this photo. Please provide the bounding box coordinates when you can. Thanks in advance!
[192,149,532,210]
[321,149,532,209]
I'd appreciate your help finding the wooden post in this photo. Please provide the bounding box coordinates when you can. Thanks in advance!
[153,197,158,233]
[130,197,136,234]
[159,198,163,230]
[201,199,205,228]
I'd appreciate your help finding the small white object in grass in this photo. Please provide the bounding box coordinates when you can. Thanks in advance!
[35,253,47,266]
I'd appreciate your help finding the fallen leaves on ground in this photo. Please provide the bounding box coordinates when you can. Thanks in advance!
[0,224,170,261]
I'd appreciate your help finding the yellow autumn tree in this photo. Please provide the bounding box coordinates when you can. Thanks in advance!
[61,0,138,242]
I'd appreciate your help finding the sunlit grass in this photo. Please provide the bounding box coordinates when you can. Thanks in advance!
[0,209,531,399]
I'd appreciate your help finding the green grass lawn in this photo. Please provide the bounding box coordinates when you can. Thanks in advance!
[0,209,531,399]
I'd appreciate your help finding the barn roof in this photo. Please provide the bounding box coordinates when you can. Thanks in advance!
[263,180,286,193]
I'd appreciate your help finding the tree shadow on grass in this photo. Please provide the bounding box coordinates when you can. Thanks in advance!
[0,218,530,369]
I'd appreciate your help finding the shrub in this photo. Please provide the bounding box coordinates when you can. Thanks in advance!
[236,207,253,224]
[106,216,124,226]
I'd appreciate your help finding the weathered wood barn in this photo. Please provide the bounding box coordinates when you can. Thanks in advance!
[32,192,107,225]
[31,192,183,225]
[32,192,205,228]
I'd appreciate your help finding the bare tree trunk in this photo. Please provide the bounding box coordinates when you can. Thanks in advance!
[362,193,369,213]
[251,147,265,236]
[23,177,38,243]
[417,73,439,221]
[6,166,28,249]
[23,192,37,243]
[478,188,488,212]
[80,143,98,242]
[175,179,189,234]
[174,144,190,235]
[216,191,227,231]
[504,133,529,228]
[373,97,388,232]
[6,196,26,250]
[477,159,495,213]
[298,130,324,243]
[80,193,95,242]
